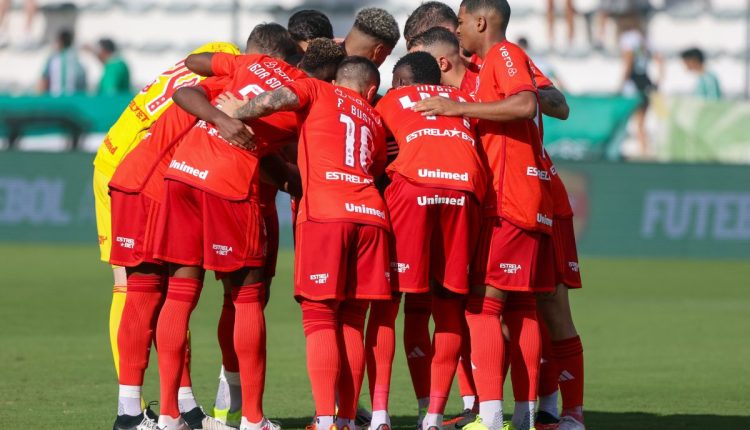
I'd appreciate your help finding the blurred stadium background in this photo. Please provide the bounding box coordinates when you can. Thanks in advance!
[0,0,749,429]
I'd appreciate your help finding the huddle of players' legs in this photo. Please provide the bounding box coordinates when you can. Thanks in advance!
[95,2,586,430]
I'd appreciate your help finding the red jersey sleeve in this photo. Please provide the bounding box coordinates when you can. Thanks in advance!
[286,78,319,110]
[492,42,538,97]
[210,52,242,77]
[197,75,232,100]
[528,58,554,89]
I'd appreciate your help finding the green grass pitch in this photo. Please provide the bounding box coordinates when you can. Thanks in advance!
[1,244,748,429]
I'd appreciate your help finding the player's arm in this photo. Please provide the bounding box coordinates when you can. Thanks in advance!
[185,53,215,76]
[217,87,301,121]
[538,86,569,120]
[172,86,255,148]
[260,152,302,198]
[413,91,538,122]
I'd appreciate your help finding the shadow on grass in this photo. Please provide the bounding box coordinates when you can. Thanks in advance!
[276,412,750,430]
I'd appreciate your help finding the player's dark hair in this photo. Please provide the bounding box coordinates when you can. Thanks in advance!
[98,38,116,54]
[336,56,381,91]
[681,47,705,64]
[288,10,334,42]
[299,38,347,82]
[461,0,511,31]
[247,23,300,60]
[353,8,400,49]
[58,29,74,48]
[404,2,458,45]
[408,26,459,51]
[518,36,529,50]
[393,51,442,85]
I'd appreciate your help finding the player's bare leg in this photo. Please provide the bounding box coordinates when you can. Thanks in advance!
[464,285,508,430]
[537,284,585,430]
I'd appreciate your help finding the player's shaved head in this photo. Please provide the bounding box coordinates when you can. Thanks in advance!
[409,26,459,52]
[246,23,300,60]
[460,0,511,31]
[288,10,334,43]
[393,51,442,87]
[335,56,381,100]
[353,8,401,49]
[404,1,458,48]
[299,38,347,82]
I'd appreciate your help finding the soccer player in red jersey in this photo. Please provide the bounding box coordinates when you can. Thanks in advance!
[151,27,344,430]
[369,51,488,430]
[415,2,555,429]
[218,56,389,430]
[183,36,344,428]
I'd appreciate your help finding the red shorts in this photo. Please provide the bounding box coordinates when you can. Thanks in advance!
[294,220,391,301]
[264,211,279,279]
[552,217,582,288]
[109,189,162,267]
[386,176,480,294]
[471,217,555,293]
[154,180,266,272]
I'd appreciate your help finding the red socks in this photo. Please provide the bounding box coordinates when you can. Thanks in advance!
[465,295,505,401]
[156,277,203,418]
[504,293,541,402]
[428,295,464,415]
[403,293,432,400]
[301,300,339,417]
[553,336,584,416]
[538,317,559,398]
[336,300,369,420]
[232,283,267,422]
[218,289,240,372]
[366,297,400,412]
[457,319,477,402]
[118,275,165,386]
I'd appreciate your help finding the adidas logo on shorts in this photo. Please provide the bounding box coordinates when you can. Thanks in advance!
[568,262,580,272]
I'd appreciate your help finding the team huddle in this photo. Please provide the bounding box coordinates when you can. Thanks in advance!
[93,1,585,430]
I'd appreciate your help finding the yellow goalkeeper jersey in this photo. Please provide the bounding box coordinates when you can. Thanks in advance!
[93,41,240,177]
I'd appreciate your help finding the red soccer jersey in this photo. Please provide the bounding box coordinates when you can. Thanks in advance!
[109,76,231,203]
[476,41,553,234]
[286,79,389,230]
[461,54,553,95]
[543,150,574,218]
[376,84,487,200]
[165,54,305,201]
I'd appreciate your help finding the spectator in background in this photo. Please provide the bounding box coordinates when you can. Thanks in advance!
[38,28,86,95]
[617,12,662,158]
[681,47,721,100]
[547,0,576,47]
[518,36,566,91]
[94,38,130,95]
[0,0,37,48]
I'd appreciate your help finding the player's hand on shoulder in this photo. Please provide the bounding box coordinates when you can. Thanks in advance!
[216,91,248,119]
[413,96,463,117]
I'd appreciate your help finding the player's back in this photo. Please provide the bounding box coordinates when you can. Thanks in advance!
[377,84,487,201]
[289,79,389,230]
[166,54,306,201]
